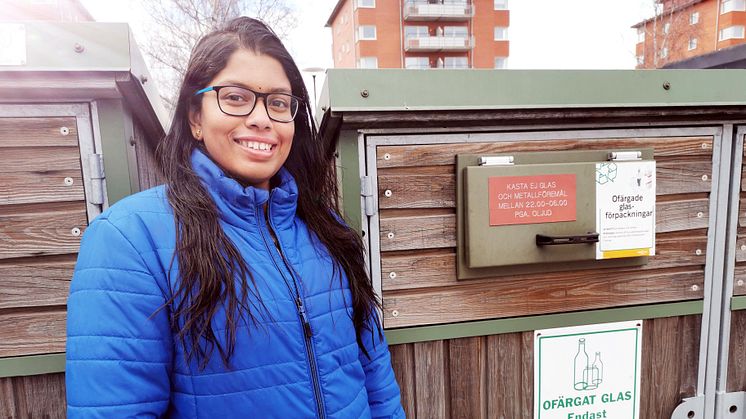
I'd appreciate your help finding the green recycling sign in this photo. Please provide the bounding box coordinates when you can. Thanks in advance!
[534,321,642,419]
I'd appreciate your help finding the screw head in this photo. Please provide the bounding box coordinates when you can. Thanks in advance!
[662,81,671,90]
[64,177,74,186]
[389,272,397,279]
[71,227,81,237]
[391,310,399,317]
[384,189,392,197]
[361,89,369,98]
[384,153,391,160]
[691,284,699,291]
[387,232,395,239]
[702,174,708,181]
[60,127,70,136]
[701,143,708,149]
[74,43,85,53]
[741,244,746,251]
[738,279,745,287]
[697,212,704,218]
[695,249,702,256]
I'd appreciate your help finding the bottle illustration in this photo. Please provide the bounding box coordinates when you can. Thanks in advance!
[573,339,589,390]
[591,352,604,386]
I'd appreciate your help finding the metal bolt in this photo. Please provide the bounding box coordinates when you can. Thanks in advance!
[71,227,81,237]
[60,127,70,136]
[662,81,671,90]
[360,89,369,98]
[64,177,74,186]
[738,279,745,287]
[321,106,327,112]
[691,284,699,292]
[702,174,708,181]
[701,143,708,149]
[139,75,148,84]
[73,43,85,53]
[741,244,746,251]
[389,272,397,279]
[384,153,391,160]
[697,212,704,218]
[391,310,399,317]
[384,189,392,197]
[695,249,702,256]
[387,232,395,239]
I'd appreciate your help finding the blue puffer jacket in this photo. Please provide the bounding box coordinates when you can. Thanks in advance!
[66,149,404,418]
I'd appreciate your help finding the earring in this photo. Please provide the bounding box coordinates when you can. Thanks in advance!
[195,129,202,139]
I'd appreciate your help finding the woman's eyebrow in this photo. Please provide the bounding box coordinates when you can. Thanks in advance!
[218,80,292,94]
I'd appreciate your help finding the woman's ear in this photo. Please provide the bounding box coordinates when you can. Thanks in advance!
[188,109,203,141]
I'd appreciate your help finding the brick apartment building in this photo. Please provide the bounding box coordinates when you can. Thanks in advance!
[325,0,510,69]
[633,0,746,68]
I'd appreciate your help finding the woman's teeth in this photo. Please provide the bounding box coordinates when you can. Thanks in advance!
[236,140,273,151]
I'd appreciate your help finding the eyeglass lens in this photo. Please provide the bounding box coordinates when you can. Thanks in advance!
[217,86,298,122]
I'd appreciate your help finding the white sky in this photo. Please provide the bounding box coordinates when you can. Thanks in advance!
[80,0,658,102]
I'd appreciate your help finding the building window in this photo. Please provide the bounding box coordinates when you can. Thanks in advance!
[404,25,429,39]
[636,55,644,65]
[663,22,670,34]
[659,47,668,58]
[690,12,699,24]
[405,57,430,69]
[444,56,468,69]
[494,57,507,69]
[494,0,508,10]
[688,37,698,50]
[444,26,468,38]
[357,0,375,7]
[358,57,378,68]
[637,28,645,43]
[719,25,745,40]
[721,0,746,14]
[494,26,508,41]
[358,25,377,41]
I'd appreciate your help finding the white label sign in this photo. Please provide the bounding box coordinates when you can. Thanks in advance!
[534,321,642,419]
[0,24,26,66]
[595,161,656,259]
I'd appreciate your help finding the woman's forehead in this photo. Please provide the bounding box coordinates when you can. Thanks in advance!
[211,49,291,92]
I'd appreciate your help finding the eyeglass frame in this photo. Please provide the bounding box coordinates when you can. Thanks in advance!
[194,85,304,123]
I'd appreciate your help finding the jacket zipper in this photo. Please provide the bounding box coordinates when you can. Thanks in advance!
[257,196,326,419]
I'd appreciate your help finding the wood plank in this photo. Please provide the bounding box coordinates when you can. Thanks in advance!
[0,376,17,418]
[0,202,87,259]
[733,264,746,296]
[679,315,700,397]
[521,331,534,416]
[382,268,703,328]
[641,317,683,419]
[1,146,85,205]
[0,308,66,357]
[0,118,78,147]
[379,198,709,252]
[487,333,522,418]
[389,344,416,418]
[414,340,447,419]
[448,336,483,419]
[727,310,746,392]
[377,160,712,209]
[11,373,66,419]
[377,137,713,168]
[382,232,707,291]
[0,256,75,309]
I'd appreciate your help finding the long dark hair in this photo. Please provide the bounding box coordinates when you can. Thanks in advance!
[156,17,381,369]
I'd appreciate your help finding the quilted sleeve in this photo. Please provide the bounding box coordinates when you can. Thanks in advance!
[359,310,405,419]
[66,217,173,418]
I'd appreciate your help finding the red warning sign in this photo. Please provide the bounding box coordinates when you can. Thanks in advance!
[489,174,577,226]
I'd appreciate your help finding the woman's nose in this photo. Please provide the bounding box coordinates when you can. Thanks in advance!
[244,98,272,129]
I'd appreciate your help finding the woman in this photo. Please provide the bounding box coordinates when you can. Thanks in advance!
[66,17,404,418]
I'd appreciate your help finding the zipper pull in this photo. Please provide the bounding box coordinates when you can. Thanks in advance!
[296,297,313,338]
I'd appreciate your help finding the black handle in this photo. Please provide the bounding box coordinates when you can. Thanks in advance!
[536,232,599,246]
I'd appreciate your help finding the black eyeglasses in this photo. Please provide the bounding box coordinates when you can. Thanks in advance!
[194,85,302,123]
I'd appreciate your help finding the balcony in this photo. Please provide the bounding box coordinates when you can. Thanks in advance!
[404,35,474,52]
[403,2,473,21]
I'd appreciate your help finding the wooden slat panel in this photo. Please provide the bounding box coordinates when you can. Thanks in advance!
[383,268,703,328]
[389,344,416,417]
[0,117,78,147]
[0,309,66,357]
[487,333,522,418]
[0,202,87,259]
[378,161,712,209]
[380,199,709,252]
[382,233,707,291]
[679,315,700,397]
[1,147,84,205]
[521,331,534,416]
[0,376,17,418]
[727,310,746,392]
[9,373,66,419]
[640,317,687,419]
[377,136,713,168]
[414,340,447,419]
[0,256,75,309]
[448,336,483,419]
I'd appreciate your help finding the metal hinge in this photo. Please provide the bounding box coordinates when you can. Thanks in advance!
[88,153,105,205]
[361,175,376,217]
[608,151,642,161]
[479,155,514,166]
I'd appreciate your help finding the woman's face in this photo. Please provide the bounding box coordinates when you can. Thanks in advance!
[190,48,295,190]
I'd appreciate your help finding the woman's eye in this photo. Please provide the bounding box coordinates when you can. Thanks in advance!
[269,98,289,109]
[225,94,247,102]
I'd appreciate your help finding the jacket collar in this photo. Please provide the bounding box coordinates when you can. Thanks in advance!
[190,148,298,229]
